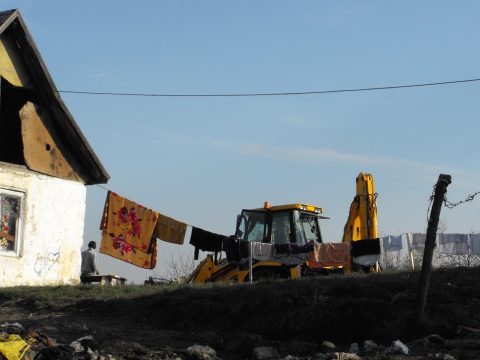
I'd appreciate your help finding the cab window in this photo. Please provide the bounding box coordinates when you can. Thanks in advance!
[271,212,292,244]
[236,211,268,242]
[294,211,321,244]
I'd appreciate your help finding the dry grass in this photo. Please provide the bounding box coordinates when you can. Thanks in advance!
[1,266,479,345]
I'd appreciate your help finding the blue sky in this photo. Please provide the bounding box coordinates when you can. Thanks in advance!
[6,1,480,283]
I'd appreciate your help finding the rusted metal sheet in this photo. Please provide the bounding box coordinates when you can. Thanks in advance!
[19,101,83,182]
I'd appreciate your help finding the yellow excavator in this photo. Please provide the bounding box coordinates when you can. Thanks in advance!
[185,172,380,283]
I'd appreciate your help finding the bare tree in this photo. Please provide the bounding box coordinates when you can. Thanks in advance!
[382,250,413,271]
[160,251,197,282]
[437,230,479,268]
[439,252,480,268]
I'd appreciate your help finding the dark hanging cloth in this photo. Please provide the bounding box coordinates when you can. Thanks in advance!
[350,238,381,258]
[239,240,250,258]
[223,235,240,262]
[274,240,315,255]
[190,227,227,260]
[223,236,252,263]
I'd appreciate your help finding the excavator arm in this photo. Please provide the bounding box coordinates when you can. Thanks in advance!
[342,172,380,270]
[342,173,378,242]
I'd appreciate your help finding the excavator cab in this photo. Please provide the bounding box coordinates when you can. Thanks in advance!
[235,203,326,246]
[231,203,327,280]
[186,203,327,283]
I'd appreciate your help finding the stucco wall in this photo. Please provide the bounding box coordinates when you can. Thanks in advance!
[0,162,86,286]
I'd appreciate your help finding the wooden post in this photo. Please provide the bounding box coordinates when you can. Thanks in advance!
[249,241,253,283]
[415,174,452,321]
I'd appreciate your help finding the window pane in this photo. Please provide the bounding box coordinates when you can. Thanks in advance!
[293,211,307,245]
[300,214,320,242]
[271,212,292,244]
[1,195,20,252]
[237,211,267,242]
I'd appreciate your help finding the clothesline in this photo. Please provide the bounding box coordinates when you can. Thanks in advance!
[381,233,480,256]
[97,188,232,270]
[95,186,319,271]
[96,184,213,277]
[95,183,197,229]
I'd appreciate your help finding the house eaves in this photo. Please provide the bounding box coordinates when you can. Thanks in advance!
[0,9,109,185]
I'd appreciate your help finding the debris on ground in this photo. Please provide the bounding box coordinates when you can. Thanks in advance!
[186,344,217,360]
[392,339,409,355]
[0,318,478,359]
[0,334,30,360]
[321,340,336,351]
[0,326,471,360]
[349,343,360,354]
[252,346,281,360]
[363,339,378,352]
[333,352,362,359]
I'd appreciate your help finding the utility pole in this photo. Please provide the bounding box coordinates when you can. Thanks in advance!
[415,174,452,321]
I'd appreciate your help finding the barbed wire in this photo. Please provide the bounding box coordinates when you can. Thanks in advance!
[425,183,479,232]
[443,190,480,209]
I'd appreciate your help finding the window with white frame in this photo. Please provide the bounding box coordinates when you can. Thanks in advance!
[0,189,24,255]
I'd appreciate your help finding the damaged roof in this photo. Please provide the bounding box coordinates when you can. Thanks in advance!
[0,9,109,184]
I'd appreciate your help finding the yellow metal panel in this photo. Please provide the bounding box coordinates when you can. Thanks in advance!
[290,265,301,279]
[250,203,323,213]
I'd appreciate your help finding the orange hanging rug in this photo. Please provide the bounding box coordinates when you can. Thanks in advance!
[100,191,159,269]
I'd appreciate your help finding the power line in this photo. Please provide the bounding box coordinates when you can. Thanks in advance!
[57,77,480,98]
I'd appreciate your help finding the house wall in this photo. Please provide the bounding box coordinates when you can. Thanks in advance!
[0,162,86,286]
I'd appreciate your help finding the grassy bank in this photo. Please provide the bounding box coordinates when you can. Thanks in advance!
[1,267,479,345]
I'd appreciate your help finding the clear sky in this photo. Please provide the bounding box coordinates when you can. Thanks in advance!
[5,1,480,283]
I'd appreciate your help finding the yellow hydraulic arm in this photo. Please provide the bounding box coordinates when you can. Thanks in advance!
[342,172,378,243]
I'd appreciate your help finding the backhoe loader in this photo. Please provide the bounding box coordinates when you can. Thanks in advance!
[185,172,380,283]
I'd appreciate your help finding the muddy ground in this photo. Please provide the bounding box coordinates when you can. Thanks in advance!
[1,267,480,359]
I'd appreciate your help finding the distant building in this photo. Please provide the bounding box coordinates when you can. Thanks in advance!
[0,9,109,286]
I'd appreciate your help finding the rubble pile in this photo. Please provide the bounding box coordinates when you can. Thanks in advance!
[2,320,480,360]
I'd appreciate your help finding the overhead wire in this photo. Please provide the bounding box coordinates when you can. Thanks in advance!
[56,77,480,98]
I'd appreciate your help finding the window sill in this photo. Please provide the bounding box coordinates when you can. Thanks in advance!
[0,250,21,258]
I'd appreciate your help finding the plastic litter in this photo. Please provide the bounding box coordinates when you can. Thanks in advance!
[0,334,30,360]
[70,335,95,353]
[322,340,336,350]
[392,339,409,355]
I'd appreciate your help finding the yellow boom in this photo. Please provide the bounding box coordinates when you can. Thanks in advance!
[342,172,378,242]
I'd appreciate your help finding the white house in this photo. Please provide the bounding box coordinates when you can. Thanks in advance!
[0,9,109,286]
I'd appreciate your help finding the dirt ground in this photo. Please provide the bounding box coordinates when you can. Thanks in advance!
[2,302,479,360]
[1,268,480,359]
